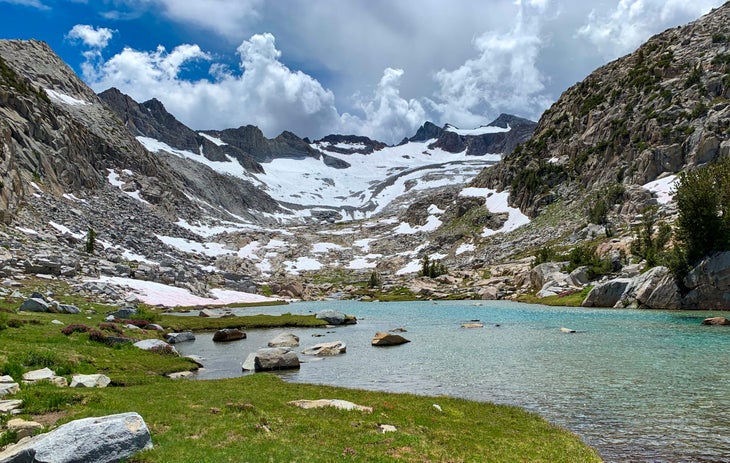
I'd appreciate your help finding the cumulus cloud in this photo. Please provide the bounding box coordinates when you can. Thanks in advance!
[66,24,115,49]
[81,32,340,139]
[577,0,723,59]
[340,68,426,143]
[430,1,553,127]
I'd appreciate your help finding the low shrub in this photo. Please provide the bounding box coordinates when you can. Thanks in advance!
[61,324,91,336]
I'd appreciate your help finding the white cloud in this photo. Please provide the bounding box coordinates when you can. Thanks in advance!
[340,68,426,143]
[430,1,553,127]
[66,24,115,49]
[0,0,49,10]
[82,33,341,139]
[577,0,723,59]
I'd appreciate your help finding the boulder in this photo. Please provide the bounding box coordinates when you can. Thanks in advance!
[198,309,216,317]
[0,400,22,413]
[212,328,246,342]
[267,332,300,348]
[22,368,55,383]
[164,332,196,344]
[288,399,372,413]
[701,317,730,326]
[569,266,592,286]
[479,286,499,300]
[630,266,681,309]
[166,371,194,379]
[0,412,152,463]
[581,278,632,307]
[253,348,300,372]
[379,424,397,433]
[301,341,346,356]
[530,262,566,290]
[315,309,346,325]
[241,353,256,371]
[560,327,577,333]
[682,251,730,309]
[133,339,178,355]
[461,323,483,328]
[70,374,111,388]
[53,302,81,314]
[0,382,19,397]
[6,418,43,439]
[372,332,411,346]
[110,307,137,319]
[19,298,50,313]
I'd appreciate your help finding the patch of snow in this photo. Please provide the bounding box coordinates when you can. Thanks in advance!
[62,193,86,203]
[48,221,84,239]
[311,242,345,253]
[394,215,443,235]
[45,89,88,106]
[107,169,149,205]
[120,249,158,265]
[396,259,423,275]
[460,187,530,237]
[156,235,233,257]
[284,257,322,274]
[445,124,510,136]
[175,218,243,238]
[428,204,445,214]
[137,136,247,179]
[237,241,261,260]
[107,169,124,187]
[265,239,287,249]
[16,227,38,235]
[642,175,677,205]
[347,253,383,270]
[92,276,276,307]
[198,132,226,146]
[548,156,560,164]
[29,181,42,191]
[455,243,476,255]
[353,238,374,251]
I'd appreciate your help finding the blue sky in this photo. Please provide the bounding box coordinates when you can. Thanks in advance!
[0,0,724,143]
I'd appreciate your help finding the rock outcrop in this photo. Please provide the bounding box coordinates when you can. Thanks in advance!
[682,251,730,309]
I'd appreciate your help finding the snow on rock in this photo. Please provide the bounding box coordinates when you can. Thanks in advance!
[311,242,345,253]
[396,258,423,275]
[175,218,244,238]
[92,276,276,307]
[445,124,510,136]
[49,221,84,240]
[107,169,150,205]
[459,187,530,237]
[284,257,322,274]
[45,89,88,106]
[347,254,383,270]
[237,241,262,260]
[353,238,374,251]
[16,227,39,235]
[394,215,443,235]
[137,136,247,179]
[198,132,226,146]
[120,250,158,265]
[642,175,677,205]
[455,243,476,255]
[156,235,233,257]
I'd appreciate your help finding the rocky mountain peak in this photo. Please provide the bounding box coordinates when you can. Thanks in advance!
[473,2,730,218]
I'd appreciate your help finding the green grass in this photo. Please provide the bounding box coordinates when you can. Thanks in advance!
[517,286,593,307]
[55,374,601,462]
[0,301,602,462]
[158,300,289,313]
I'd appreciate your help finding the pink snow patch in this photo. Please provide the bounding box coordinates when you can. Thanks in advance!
[92,276,277,307]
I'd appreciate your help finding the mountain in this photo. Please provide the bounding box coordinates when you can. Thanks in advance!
[473,3,730,218]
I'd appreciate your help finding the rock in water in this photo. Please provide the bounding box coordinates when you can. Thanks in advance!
[212,328,246,342]
[0,412,152,463]
[253,348,300,371]
[301,341,346,356]
[164,331,196,344]
[701,317,730,326]
[315,309,346,325]
[267,332,299,347]
[371,332,410,346]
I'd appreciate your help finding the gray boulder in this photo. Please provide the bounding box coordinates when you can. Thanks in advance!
[22,368,55,383]
[70,374,111,388]
[19,298,50,313]
[253,348,300,371]
[133,339,178,355]
[682,251,730,309]
[0,412,152,463]
[267,332,299,348]
[530,262,568,290]
[110,307,138,319]
[0,382,19,397]
[212,328,246,342]
[315,309,346,325]
[629,266,681,309]
[56,303,81,315]
[164,332,196,344]
[582,278,632,307]
[301,341,346,356]
[569,266,592,286]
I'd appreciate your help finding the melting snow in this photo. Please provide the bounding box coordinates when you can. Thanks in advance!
[107,169,149,205]
[642,175,677,205]
[347,253,382,270]
[396,258,423,275]
[459,188,530,237]
[311,242,345,253]
[284,257,322,274]
[48,221,84,239]
[92,276,276,307]
[394,215,443,235]
[137,136,248,179]
[45,89,88,106]
[16,227,38,235]
[156,235,233,257]
[445,124,510,136]
[455,243,476,255]
[198,132,226,146]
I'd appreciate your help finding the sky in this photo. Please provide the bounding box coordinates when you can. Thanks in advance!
[0,0,724,144]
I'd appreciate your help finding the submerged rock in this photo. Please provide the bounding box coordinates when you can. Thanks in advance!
[301,340,346,356]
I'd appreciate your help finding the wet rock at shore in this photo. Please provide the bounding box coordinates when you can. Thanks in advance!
[243,348,300,372]
[133,339,178,355]
[701,317,730,326]
[164,331,196,344]
[315,310,356,325]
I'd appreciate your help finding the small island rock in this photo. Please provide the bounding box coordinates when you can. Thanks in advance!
[372,332,410,346]
[213,328,246,342]
[268,332,300,347]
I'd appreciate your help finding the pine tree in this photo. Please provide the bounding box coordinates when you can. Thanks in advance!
[85,227,96,254]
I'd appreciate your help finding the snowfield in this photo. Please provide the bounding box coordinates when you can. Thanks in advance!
[642,175,678,205]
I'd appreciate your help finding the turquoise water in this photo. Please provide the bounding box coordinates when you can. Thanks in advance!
[175,300,730,462]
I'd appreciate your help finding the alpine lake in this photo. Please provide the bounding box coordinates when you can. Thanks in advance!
[175,300,730,463]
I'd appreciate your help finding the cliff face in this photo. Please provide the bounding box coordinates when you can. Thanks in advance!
[474,3,730,218]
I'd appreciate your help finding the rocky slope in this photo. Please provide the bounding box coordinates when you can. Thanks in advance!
[473,3,730,219]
